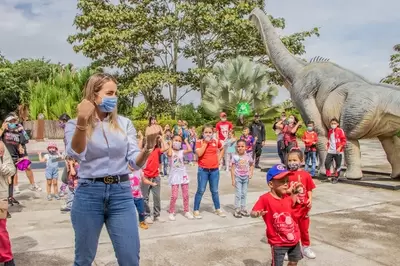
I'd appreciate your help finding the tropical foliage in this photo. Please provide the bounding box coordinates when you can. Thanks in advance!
[381,44,400,86]
[201,56,278,116]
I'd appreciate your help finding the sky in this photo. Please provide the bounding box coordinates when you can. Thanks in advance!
[0,0,399,106]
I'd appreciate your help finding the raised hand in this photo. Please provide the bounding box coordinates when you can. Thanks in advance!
[77,99,95,121]
[145,125,160,150]
[1,122,8,130]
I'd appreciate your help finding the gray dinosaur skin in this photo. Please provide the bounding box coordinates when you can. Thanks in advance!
[250,8,400,180]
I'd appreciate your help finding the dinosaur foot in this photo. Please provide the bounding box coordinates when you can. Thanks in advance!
[390,171,400,180]
[344,167,363,180]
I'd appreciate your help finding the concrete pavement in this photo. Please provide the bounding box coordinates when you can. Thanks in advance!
[7,164,400,266]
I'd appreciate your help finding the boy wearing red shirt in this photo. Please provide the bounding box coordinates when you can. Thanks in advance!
[215,112,233,143]
[325,118,347,183]
[301,121,318,176]
[251,164,302,266]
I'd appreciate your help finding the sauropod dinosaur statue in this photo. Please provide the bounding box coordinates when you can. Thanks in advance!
[250,8,400,180]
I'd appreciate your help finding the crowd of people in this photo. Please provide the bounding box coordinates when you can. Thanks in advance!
[0,72,348,266]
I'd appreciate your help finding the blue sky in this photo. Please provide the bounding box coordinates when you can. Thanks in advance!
[1,0,399,105]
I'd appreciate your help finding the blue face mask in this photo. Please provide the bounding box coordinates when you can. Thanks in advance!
[8,123,17,129]
[98,96,118,113]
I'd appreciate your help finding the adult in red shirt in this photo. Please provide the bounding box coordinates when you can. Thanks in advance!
[215,112,233,143]
[251,164,302,266]
[281,115,301,162]
[141,135,168,224]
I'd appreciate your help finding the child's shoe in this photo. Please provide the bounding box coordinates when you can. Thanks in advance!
[302,246,316,259]
[30,183,42,191]
[215,209,226,218]
[233,209,242,218]
[60,206,71,212]
[14,185,20,195]
[47,195,52,201]
[154,216,166,223]
[193,211,202,219]
[145,216,154,224]
[59,191,65,197]
[54,194,61,200]
[139,222,149,230]
[284,253,289,261]
[240,209,250,217]
[169,213,176,221]
[184,212,194,220]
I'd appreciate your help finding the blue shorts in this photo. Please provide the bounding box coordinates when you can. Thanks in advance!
[45,167,59,179]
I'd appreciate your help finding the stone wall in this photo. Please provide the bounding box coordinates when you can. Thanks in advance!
[23,120,64,139]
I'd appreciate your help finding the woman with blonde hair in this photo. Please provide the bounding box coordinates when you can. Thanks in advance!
[0,141,16,266]
[65,73,159,266]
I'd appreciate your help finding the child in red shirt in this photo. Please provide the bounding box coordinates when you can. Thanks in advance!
[251,164,302,266]
[286,148,316,259]
[193,125,226,219]
[141,135,168,224]
[301,121,318,177]
[325,118,347,183]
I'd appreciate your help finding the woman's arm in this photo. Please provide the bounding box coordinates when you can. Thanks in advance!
[291,121,302,134]
[126,120,152,169]
[65,120,87,161]
[276,120,284,130]
[69,161,77,176]
[0,141,16,184]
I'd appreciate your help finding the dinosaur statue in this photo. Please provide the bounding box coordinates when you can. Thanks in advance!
[250,8,400,180]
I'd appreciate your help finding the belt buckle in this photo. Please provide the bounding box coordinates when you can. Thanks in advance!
[104,176,114,184]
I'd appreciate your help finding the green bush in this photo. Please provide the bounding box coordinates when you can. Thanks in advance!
[132,119,178,134]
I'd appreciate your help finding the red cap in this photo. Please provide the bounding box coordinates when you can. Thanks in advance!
[220,112,227,118]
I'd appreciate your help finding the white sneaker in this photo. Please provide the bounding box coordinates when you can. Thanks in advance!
[215,209,227,218]
[184,212,194,220]
[193,211,202,219]
[302,246,316,259]
[284,253,288,261]
[30,184,42,192]
[14,186,21,194]
[169,213,176,221]
[145,216,154,224]
[154,216,166,223]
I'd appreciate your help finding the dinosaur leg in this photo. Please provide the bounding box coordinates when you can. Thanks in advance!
[291,96,328,176]
[378,135,400,179]
[343,139,363,180]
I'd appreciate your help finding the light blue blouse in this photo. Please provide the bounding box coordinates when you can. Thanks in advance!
[64,115,141,178]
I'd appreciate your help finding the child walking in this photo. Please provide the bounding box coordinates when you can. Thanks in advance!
[231,139,254,218]
[60,156,79,212]
[141,135,169,224]
[167,135,194,221]
[325,118,347,183]
[224,130,237,172]
[301,121,318,177]
[240,127,255,158]
[286,149,316,259]
[193,125,226,219]
[38,143,62,201]
[251,164,303,266]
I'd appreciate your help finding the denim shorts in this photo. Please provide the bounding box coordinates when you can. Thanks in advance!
[271,243,302,265]
[45,167,59,179]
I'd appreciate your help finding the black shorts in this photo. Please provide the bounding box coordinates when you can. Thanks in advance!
[271,243,302,266]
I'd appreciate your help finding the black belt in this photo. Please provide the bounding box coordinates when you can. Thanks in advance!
[87,174,129,184]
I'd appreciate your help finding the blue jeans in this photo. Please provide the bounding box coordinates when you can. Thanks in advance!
[305,151,317,176]
[161,153,168,175]
[234,176,249,209]
[71,179,140,266]
[134,198,145,222]
[194,167,220,211]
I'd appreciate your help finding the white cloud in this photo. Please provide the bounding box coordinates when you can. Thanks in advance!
[0,0,399,106]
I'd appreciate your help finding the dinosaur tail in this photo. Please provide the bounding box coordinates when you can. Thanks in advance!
[249,8,305,85]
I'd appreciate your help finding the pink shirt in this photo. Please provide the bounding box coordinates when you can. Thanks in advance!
[129,171,143,198]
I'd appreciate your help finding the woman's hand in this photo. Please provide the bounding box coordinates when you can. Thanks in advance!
[77,99,95,121]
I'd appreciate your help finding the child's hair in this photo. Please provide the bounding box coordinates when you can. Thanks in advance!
[242,126,249,131]
[173,134,183,142]
[330,118,339,124]
[199,124,213,139]
[307,120,315,125]
[287,148,304,162]
[165,129,171,134]
[236,139,246,146]
[148,116,156,126]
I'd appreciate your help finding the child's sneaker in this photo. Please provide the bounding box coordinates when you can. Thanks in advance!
[54,194,61,200]
[139,222,149,230]
[59,191,65,197]
[215,209,226,218]
[60,206,71,212]
[233,209,242,218]
[193,211,202,219]
[240,210,250,217]
[47,195,52,201]
[14,186,21,195]
[154,216,166,223]
[184,212,194,220]
[30,183,42,191]
[145,216,154,224]
[302,246,316,259]
[169,213,176,221]
[284,253,288,261]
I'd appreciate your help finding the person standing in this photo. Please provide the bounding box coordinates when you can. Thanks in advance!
[65,73,159,266]
[249,113,266,169]
[215,112,233,168]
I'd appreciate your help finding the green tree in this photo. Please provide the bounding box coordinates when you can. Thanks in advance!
[381,44,400,86]
[201,56,278,117]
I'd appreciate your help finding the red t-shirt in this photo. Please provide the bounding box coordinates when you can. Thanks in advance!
[215,121,233,141]
[195,139,222,169]
[252,193,300,247]
[143,148,162,178]
[288,170,316,218]
[283,125,297,145]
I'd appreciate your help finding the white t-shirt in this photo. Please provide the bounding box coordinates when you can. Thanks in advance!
[328,132,337,154]
[168,150,189,185]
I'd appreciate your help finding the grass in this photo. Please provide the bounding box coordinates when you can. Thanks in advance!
[233,123,277,141]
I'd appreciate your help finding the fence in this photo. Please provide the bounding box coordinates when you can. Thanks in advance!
[23,120,64,139]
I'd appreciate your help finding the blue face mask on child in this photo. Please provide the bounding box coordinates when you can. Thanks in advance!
[98,96,118,113]
[8,123,17,129]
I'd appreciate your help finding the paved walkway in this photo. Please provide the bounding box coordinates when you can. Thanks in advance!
[7,165,400,265]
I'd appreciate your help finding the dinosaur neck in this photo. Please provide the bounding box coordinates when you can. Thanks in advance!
[250,8,305,84]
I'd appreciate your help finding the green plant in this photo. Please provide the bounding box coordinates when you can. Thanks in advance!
[132,119,178,134]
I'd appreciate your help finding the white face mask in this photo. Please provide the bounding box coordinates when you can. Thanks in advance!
[221,117,227,122]
[331,124,337,129]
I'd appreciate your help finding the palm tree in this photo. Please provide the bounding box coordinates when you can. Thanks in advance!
[201,56,278,116]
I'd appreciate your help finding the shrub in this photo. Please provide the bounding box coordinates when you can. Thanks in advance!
[132,119,178,134]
